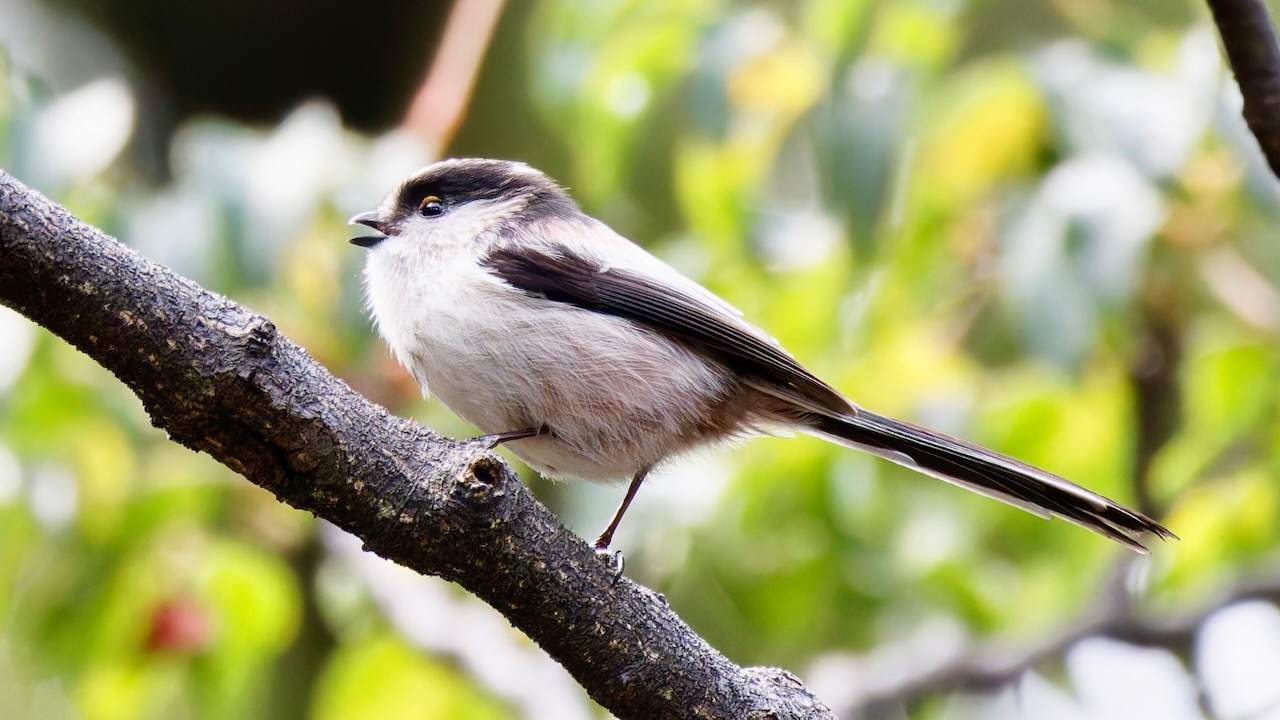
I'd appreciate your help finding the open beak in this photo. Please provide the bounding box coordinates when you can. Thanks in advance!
[349,210,393,248]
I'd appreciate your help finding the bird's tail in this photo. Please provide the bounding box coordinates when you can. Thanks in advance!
[809,410,1176,553]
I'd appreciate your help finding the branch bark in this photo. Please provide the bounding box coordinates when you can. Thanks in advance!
[1207,0,1280,178]
[0,170,834,720]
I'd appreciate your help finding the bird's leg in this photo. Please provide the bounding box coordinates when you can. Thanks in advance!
[474,425,547,449]
[593,468,649,551]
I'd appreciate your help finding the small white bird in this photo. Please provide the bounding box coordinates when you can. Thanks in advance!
[350,158,1174,553]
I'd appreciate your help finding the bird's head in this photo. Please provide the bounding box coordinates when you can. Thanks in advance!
[348,158,579,250]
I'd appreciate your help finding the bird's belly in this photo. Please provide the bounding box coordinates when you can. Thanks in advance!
[402,288,735,482]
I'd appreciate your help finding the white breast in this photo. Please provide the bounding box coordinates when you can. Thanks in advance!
[362,228,735,483]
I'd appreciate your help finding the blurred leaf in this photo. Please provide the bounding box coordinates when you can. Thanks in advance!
[76,664,150,720]
[999,155,1164,368]
[867,0,959,68]
[727,38,825,118]
[311,634,509,720]
[73,420,136,542]
[1161,470,1279,592]
[1152,331,1274,495]
[916,60,1045,209]
[531,0,715,205]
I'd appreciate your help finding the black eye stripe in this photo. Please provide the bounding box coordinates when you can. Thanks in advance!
[391,159,582,224]
[398,168,512,211]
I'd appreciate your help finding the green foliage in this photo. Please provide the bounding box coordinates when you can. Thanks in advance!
[311,634,509,720]
[1,0,1275,717]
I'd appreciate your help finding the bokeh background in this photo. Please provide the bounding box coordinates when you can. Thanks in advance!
[2,0,1280,718]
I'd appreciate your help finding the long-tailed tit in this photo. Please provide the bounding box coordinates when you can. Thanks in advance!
[350,158,1174,553]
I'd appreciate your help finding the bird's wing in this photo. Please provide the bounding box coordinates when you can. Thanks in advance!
[480,242,854,417]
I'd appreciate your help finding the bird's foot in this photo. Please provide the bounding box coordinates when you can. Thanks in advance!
[594,545,625,581]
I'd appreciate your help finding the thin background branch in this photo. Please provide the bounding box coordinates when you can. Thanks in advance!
[831,566,1280,717]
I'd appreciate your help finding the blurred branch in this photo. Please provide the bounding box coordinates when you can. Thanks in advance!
[833,567,1280,718]
[401,0,506,154]
[1206,0,1280,178]
[1129,319,1181,517]
[1129,269,1186,518]
[0,171,834,720]
[267,537,337,716]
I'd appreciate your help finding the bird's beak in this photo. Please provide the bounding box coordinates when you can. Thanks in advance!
[348,210,393,248]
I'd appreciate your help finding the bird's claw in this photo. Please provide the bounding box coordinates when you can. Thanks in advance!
[473,426,546,450]
[595,547,625,581]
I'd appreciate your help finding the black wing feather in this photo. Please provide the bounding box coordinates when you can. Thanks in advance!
[482,245,853,415]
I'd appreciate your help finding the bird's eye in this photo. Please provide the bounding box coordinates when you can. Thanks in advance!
[418,195,444,218]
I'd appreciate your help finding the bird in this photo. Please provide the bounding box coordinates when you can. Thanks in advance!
[348,157,1175,554]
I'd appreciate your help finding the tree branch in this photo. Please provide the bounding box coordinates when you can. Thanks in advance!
[1207,0,1280,178]
[0,170,834,720]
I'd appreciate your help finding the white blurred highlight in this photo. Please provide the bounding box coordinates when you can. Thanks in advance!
[30,77,135,185]
[1037,30,1220,178]
[0,306,36,393]
[805,616,968,712]
[29,464,76,529]
[1066,638,1200,720]
[1198,601,1280,719]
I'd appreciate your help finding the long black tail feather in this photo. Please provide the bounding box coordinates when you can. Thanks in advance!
[811,411,1177,553]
